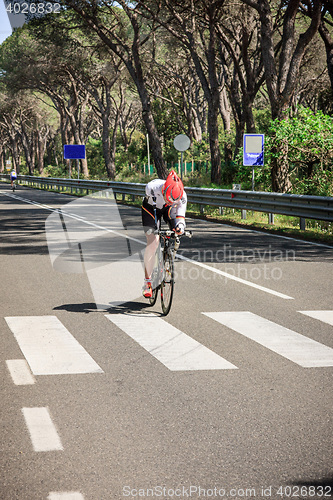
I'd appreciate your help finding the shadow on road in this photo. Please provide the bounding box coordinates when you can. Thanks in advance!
[293,476,333,497]
[53,300,158,315]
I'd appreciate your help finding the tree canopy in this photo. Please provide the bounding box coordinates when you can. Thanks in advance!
[0,0,331,192]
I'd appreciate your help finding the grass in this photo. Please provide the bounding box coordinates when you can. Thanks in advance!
[186,205,333,245]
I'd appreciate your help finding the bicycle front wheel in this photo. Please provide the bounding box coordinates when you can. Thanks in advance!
[149,287,158,306]
[160,251,174,316]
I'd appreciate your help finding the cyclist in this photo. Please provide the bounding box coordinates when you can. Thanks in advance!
[10,169,17,190]
[141,170,187,298]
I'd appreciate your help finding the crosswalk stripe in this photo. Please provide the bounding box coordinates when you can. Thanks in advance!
[299,310,333,327]
[5,316,104,375]
[48,493,85,500]
[6,359,35,385]
[105,314,238,371]
[203,312,333,368]
[22,407,63,452]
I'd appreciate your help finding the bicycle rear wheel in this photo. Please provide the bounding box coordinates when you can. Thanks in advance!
[160,251,174,315]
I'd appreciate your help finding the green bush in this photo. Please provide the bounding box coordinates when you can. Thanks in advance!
[270,107,333,195]
[233,107,333,194]
[86,138,106,179]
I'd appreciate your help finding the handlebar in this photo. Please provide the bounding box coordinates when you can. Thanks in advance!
[154,229,192,238]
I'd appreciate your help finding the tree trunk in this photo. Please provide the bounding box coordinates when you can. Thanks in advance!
[31,131,36,173]
[144,110,168,179]
[219,87,233,172]
[243,93,256,133]
[136,78,168,178]
[0,150,4,173]
[10,139,20,173]
[228,69,245,158]
[319,22,333,91]
[37,131,47,175]
[271,137,292,192]
[109,109,121,180]
[190,108,203,142]
[68,113,89,177]
[20,129,34,175]
[80,157,89,177]
[59,110,71,175]
[250,0,323,192]
[131,23,168,179]
[205,20,222,184]
[101,115,114,179]
[207,103,221,184]
[234,116,245,159]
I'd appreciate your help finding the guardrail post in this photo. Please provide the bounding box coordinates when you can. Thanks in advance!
[300,217,306,230]
[219,207,224,216]
[241,210,247,219]
[268,213,274,224]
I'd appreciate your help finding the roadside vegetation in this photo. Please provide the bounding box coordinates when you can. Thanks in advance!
[0,1,332,241]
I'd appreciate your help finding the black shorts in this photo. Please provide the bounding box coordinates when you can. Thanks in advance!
[141,197,175,233]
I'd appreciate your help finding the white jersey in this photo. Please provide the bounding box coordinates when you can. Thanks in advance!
[145,178,187,225]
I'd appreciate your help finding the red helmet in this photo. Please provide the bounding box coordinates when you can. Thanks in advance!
[162,170,184,204]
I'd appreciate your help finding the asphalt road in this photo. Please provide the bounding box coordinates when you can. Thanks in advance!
[0,182,332,500]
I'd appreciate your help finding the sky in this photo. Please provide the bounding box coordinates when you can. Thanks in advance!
[0,1,127,45]
[0,1,13,44]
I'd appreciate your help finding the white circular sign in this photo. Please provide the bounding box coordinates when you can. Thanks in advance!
[173,134,191,152]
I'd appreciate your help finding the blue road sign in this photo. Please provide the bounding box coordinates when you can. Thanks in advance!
[243,134,264,166]
[64,145,86,160]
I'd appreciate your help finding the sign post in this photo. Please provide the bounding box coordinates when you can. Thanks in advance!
[146,134,150,175]
[63,145,86,179]
[173,134,191,181]
[243,134,264,191]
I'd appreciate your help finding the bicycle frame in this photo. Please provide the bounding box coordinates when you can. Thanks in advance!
[148,228,192,315]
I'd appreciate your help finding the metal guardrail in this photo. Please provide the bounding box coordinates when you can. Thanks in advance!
[1,174,332,227]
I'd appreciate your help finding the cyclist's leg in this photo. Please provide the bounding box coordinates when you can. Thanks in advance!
[141,198,160,286]
[144,232,159,279]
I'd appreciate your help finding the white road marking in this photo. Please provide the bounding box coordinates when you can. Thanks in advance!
[3,190,333,249]
[105,313,237,371]
[299,310,333,327]
[7,193,332,300]
[2,192,295,299]
[203,312,333,368]
[22,407,63,452]
[6,359,35,385]
[3,191,144,245]
[5,316,103,375]
[48,493,85,500]
[177,254,294,299]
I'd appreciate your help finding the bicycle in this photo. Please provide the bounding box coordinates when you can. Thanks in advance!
[148,229,192,316]
[11,180,16,192]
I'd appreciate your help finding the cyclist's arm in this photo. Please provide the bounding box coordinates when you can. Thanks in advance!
[145,179,165,208]
[170,192,187,233]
